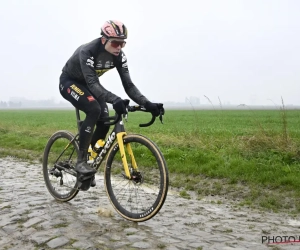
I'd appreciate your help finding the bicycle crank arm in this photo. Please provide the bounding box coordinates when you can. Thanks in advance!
[54,163,77,177]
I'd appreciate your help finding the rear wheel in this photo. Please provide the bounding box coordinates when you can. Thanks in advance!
[104,134,169,222]
[43,130,79,201]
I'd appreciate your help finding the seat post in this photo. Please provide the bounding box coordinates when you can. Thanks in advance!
[75,108,83,133]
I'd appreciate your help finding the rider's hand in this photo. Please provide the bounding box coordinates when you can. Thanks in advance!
[113,98,127,115]
[144,101,164,117]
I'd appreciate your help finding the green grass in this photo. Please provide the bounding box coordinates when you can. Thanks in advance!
[0,108,300,212]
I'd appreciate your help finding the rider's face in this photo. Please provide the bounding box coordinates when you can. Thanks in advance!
[103,37,126,56]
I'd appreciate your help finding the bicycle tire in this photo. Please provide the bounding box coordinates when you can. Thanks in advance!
[104,134,169,222]
[43,130,80,201]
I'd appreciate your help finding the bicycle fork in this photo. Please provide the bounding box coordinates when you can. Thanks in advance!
[117,132,138,179]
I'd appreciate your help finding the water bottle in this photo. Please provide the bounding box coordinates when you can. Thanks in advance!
[93,139,105,154]
[87,139,105,163]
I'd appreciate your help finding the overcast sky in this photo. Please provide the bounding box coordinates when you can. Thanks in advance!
[0,0,299,106]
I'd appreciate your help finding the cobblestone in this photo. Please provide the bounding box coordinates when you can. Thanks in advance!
[0,157,300,249]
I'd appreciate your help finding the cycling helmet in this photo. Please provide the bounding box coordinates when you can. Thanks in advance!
[101,20,128,39]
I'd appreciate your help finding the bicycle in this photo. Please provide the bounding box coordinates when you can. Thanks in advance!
[42,101,169,222]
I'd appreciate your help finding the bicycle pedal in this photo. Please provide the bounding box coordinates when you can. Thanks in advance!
[78,174,93,182]
[77,174,94,191]
[77,179,93,191]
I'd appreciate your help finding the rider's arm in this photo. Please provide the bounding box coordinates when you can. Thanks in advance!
[79,48,119,103]
[116,52,149,106]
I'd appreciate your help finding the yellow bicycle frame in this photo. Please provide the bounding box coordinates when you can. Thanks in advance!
[116,132,138,179]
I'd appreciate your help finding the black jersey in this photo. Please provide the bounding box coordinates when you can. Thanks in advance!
[62,38,148,105]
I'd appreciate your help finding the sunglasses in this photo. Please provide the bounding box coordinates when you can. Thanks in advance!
[108,39,126,48]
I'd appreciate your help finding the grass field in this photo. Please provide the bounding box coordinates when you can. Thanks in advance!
[0,107,300,212]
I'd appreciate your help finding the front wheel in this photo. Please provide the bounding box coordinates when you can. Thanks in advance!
[43,130,80,201]
[104,134,169,222]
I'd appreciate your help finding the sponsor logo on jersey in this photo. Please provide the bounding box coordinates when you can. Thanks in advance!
[96,60,102,67]
[85,126,92,133]
[122,53,127,62]
[95,69,110,77]
[105,61,111,68]
[70,91,79,101]
[86,56,94,67]
[70,84,84,95]
[87,96,95,102]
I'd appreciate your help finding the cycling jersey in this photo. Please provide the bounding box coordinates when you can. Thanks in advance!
[62,38,148,105]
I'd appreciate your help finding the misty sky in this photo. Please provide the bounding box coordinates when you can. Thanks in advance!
[0,0,299,106]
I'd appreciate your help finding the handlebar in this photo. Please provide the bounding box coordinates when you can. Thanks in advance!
[103,102,164,127]
[127,105,164,127]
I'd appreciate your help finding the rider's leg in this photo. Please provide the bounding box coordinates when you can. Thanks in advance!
[59,74,100,175]
[89,101,109,187]
[75,104,100,175]
[91,101,110,147]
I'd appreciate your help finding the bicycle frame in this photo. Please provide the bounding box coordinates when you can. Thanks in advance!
[44,103,167,221]
[75,109,138,179]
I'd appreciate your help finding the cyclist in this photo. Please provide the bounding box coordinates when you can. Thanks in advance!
[59,20,164,178]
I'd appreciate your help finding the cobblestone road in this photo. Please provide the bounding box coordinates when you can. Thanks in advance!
[1,157,300,250]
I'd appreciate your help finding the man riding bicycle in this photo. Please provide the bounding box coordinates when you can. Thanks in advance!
[59,20,164,180]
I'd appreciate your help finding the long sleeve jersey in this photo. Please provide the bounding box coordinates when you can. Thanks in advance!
[62,38,148,105]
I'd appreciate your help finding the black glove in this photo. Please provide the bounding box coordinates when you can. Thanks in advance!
[113,98,127,115]
[144,101,163,117]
